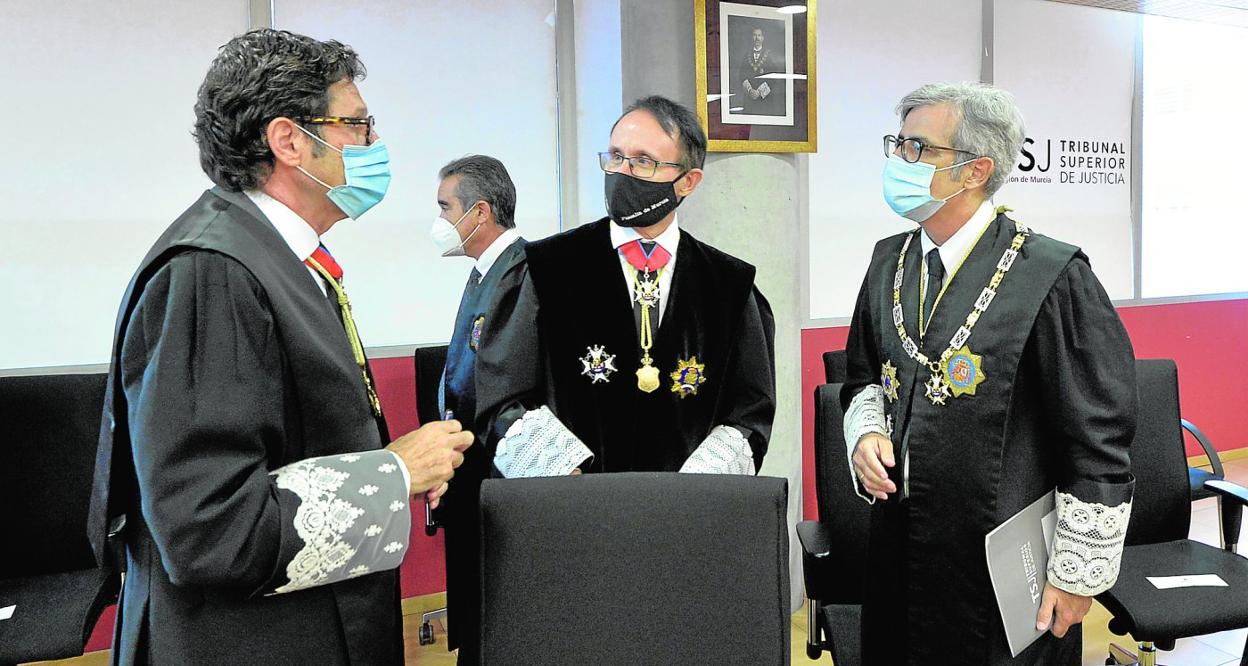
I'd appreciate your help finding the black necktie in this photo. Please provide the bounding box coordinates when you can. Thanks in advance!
[923,248,945,332]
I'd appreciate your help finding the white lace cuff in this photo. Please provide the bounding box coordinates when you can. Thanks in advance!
[844,385,889,505]
[494,406,593,478]
[269,449,412,595]
[1047,491,1132,596]
[679,425,755,475]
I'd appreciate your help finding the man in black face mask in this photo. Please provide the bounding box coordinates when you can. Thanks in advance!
[474,95,775,481]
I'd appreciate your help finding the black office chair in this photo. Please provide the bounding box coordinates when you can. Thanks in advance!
[822,349,847,384]
[797,383,870,666]
[0,373,119,664]
[479,472,791,665]
[1183,418,1242,553]
[412,344,449,645]
[1098,359,1248,666]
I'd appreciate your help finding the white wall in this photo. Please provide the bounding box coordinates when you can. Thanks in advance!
[1140,15,1248,298]
[806,0,983,323]
[993,0,1137,300]
[0,1,248,369]
[275,0,563,350]
[0,0,565,370]
[573,0,624,227]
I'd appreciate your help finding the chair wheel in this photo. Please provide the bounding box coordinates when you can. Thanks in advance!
[806,644,822,659]
[419,622,435,645]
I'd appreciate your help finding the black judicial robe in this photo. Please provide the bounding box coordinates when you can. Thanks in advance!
[842,213,1136,665]
[436,237,525,662]
[88,188,406,665]
[475,217,776,474]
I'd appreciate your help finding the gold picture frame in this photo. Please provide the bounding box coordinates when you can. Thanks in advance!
[695,0,817,153]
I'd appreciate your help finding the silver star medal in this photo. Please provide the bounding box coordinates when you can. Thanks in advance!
[580,345,617,384]
[635,273,661,308]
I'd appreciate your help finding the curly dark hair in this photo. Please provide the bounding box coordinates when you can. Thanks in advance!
[192,29,366,191]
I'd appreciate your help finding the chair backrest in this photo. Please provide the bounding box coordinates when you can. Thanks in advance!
[0,373,108,578]
[823,349,847,384]
[412,344,449,426]
[1124,359,1191,546]
[812,383,871,603]
[479,472,790,665]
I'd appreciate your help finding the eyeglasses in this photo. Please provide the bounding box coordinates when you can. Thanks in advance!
[598,151,683,179]
[884,134,977,164]
[298,115,377,146]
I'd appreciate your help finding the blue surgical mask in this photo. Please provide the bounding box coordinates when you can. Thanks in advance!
[297,125,391,220]
[882,153,975,223]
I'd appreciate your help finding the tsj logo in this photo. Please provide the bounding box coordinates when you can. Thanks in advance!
[1018,138,1049,173]
[1012,137,1126,186]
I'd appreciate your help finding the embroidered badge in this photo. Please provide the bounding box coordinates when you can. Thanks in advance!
[670,356,707,398]
[944,345,986,398]
[580,345,617,384]
[881,360,900,402]
[469,316,485,352]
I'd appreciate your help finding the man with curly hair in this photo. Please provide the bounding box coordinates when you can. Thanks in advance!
[89,29,472,664]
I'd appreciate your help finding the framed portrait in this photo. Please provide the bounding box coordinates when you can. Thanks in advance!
[695,0,817,153]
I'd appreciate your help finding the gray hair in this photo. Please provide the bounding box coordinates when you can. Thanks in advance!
[438,155,517,229]
[193,29,366,192]
[896,82,1025,197]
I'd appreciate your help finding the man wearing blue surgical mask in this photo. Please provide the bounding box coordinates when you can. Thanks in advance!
[841,82,1136,665]
[90,29,472,665]
[429,154,525,665]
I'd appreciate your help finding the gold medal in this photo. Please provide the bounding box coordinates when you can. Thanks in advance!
[881,360,900,402]
[636,361,661,393]
[469,316,485,352]
[670,356,707,398]
[889,217,1027,407]
[943,346,986,398]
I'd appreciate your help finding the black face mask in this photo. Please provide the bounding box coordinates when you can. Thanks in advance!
[604,171,684,228]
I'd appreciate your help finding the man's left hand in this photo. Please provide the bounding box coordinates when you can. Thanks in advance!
[1035,582,1093,638]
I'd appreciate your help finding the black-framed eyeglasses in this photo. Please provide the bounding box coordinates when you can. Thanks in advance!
[298,115,377,146]
[598,151,683,179]
[884,134,977,164]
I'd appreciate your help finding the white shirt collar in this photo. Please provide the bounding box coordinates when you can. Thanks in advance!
[244,189,320,262]
[474,228,521,278]
[609,214,682,257]
[920,200,995,280]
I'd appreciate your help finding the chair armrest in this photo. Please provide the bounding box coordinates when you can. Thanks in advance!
[1205,479,1248,507]
[1182,419,1224,478]
[797,520,833,558]
[797,520,839,602]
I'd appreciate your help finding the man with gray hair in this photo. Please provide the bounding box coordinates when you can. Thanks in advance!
[428,154,524,664]
[842,81,1136,664]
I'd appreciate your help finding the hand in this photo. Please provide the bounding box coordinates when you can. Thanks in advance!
[570,468,582,476]
[425,482,449,510]
[385,420,474,497]
[1035,582,1093,638]
[851,433,896,500]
